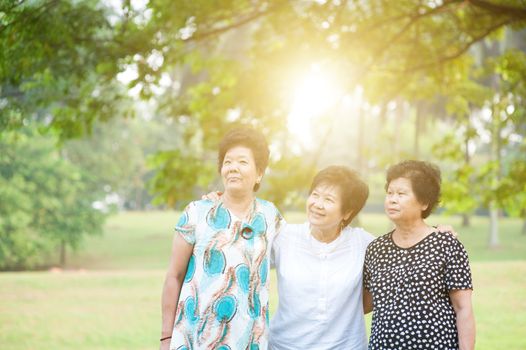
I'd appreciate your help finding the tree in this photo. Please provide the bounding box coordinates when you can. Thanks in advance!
[0,128,107,269]
[0,0,140,138]
[2,0,525,222]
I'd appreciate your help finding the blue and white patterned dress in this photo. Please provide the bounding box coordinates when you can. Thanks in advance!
[170,198,283,350]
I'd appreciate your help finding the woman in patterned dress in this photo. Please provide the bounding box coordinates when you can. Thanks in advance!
[160,127,283,350]
[363,160,475,350]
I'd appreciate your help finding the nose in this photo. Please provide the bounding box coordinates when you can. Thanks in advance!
[387,194,397,203]
[227,162,239,173]
[313,197,323,209]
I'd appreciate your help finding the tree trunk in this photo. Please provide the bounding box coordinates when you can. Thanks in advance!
[462,123,472,227]
[356,104,364,174]
[462,214,470,227]
[392,100,404,162]
[488,203,500,248]
[60,240,66,267]
[488,101,501,249]
[414,102,423,159]
[485,39,502,249]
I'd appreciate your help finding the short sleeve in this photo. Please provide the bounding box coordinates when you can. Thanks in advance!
[174,202,197,245]
[445,239,473,291]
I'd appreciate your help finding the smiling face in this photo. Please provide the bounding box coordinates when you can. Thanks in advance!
[384,177,428,223]
[220,145,262,196]
[306,184,351,235]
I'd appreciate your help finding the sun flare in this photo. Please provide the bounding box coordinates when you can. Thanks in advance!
[287,64,342,147]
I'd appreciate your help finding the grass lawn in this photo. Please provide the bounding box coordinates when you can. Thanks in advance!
[1,211,525,349]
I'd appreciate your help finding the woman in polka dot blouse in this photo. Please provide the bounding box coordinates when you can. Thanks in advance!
[363,160,475,350]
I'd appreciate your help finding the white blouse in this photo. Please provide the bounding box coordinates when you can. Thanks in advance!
[269,222,375,350]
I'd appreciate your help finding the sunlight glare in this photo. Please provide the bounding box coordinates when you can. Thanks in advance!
[287,65,342,147]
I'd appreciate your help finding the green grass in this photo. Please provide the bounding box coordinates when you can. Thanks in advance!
[1,211,525,349]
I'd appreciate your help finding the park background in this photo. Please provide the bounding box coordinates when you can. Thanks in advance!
[1,0,525,349]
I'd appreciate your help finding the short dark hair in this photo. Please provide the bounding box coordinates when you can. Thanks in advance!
[309,165,369,227]
[385,160,441,219]
[218,126,269,192]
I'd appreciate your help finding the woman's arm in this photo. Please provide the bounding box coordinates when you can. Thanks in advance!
[450,289,475,350]
[363,288,373,314]
[160,233,194,350]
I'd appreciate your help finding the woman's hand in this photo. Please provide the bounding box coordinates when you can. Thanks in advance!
[159,338,171,350]
[202,191,222,202]
[436,224,458,238]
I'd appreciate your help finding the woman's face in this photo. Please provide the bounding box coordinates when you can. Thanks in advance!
[385,177,427,223]
[306,184,350,234]
[221,145,261,195]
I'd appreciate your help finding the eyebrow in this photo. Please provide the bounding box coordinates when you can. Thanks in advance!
[224,156,250,163]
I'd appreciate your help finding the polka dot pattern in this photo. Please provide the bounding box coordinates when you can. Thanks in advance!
[364,231,473,350]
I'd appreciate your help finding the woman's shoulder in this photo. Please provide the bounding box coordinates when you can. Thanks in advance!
[255,197,281,215]
[345,226,376,246]
[185,199,215,211]
[367,231,393,249]
[273,222,309,251]
[433,231,469,252]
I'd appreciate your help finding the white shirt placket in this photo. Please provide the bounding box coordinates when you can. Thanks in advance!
[317,245,329,321]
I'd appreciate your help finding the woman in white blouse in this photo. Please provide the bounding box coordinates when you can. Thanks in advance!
[269,165,373,350]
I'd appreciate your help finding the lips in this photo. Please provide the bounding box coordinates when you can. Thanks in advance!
[309,210,325,218]
[386,208,399,214]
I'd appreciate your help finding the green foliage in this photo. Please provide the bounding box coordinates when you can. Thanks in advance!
[261,155,317,209]
[63,114,184,209]
[0,129,106,270]
[0,0,135,138]
[147,149,216,208]
[1,0,526,219]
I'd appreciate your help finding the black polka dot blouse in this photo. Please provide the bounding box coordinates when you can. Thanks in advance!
[363,230,473,350]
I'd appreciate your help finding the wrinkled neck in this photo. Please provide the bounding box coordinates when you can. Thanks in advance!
[222,191,255,219]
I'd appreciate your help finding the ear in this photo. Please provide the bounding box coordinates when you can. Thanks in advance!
[421,203,429,212]
[256,170,263,184]
[343,210,353,222]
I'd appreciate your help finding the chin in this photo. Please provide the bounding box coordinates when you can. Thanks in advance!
[226,186,252,195]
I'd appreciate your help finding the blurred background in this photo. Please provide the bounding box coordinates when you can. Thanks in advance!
[0,0,525,349]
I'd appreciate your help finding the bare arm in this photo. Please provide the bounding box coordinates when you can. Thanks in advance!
[363,288,373,314]
[160,233,194,349]
[450,289,475,350]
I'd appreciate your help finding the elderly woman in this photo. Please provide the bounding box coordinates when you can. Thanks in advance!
[363,160,475,350]
[159,127,283,350]
[269,165,374,349]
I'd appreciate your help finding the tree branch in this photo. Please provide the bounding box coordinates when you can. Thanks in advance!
[183,2,287,43]
[0,0,26,13]
[402,18,513,73]
[0,0,60,35]
[468,0,526,19]
[356,0,464,34]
